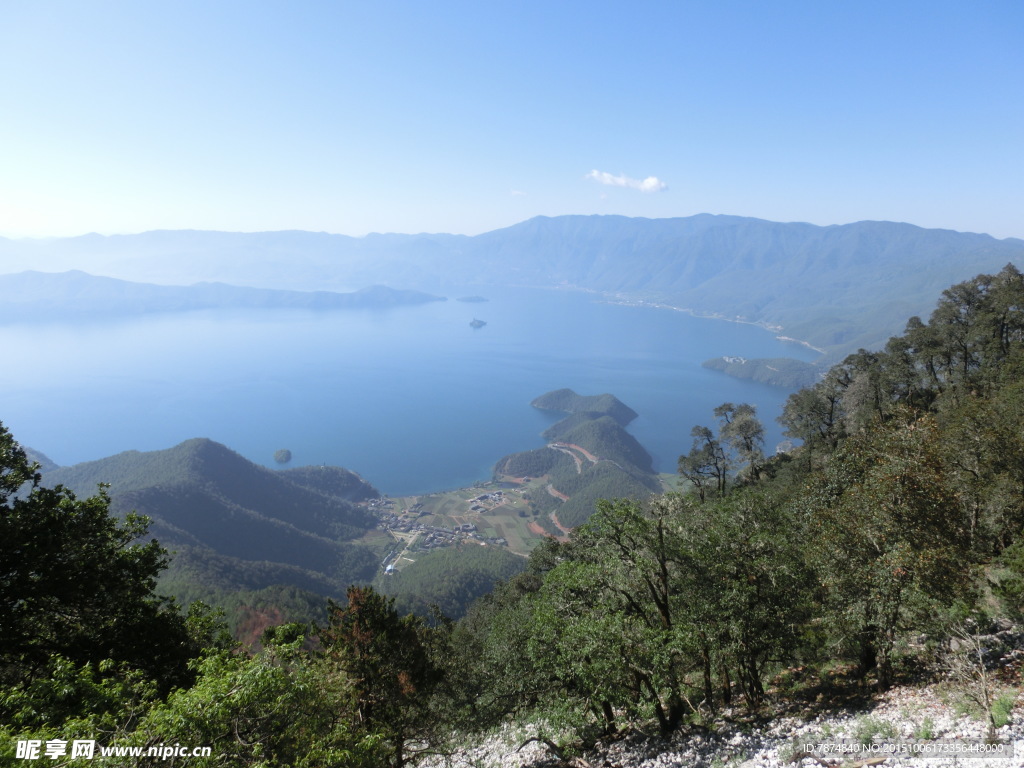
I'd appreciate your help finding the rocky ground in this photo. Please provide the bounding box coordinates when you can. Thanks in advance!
[423,684,1023,768]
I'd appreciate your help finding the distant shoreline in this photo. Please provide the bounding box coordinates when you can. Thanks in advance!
[597,295,826,355]
[772,334,826,354]
[493,281,827,355]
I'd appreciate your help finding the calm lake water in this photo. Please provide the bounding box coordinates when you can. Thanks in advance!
[2,287,818,495]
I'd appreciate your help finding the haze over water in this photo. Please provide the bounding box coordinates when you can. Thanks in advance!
[3,288,818,495]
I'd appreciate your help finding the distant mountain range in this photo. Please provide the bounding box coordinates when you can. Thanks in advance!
[4,214,1023,360]
[0,270,444,319]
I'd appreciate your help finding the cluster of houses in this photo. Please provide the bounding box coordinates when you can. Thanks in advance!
[468,490,506,513]
[374,510,507,550]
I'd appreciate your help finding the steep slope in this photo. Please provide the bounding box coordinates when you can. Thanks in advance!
[373,545,528,621]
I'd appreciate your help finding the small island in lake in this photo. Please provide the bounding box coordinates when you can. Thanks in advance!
[273,448,292,464]
[469,318,487,328]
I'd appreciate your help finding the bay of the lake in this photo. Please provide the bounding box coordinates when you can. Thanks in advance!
[2,287,819,496]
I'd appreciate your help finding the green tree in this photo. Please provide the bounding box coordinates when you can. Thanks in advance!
[940,380,1024,553]
[679,404,766,498]
[0,421,198,703]
[679,491,812,707]
[442,540,563,731]
[716,402,765,480]
[531,498,695,734]
[679,425,728,501]
[803,413,972,689]
[124,637,381,767]
[779,370,846,460]
[319,586,443,767]
[512,492,812,733]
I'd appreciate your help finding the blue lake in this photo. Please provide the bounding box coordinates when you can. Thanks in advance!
[2,287,819,495]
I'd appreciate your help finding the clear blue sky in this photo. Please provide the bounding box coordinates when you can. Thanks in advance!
[1,0,1021,239]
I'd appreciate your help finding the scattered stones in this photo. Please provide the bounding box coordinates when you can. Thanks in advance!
[421,684,1023,768]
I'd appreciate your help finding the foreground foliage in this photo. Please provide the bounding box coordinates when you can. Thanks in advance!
[451,265,1024,741]
[0,429,202,701]
[4,264,1024,763]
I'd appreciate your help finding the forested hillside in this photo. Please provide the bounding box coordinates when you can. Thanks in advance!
[373,545,527,620]
[701,355,820,388]
[4,265,1024,766]
[41,439,381,632]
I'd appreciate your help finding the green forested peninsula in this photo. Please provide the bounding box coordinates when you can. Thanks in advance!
[277,464,381,502]
[702,355,820,388]
[496,390,660,528]
[542,414,653,473]
[5,265,1024,766]
[530,387,639,424]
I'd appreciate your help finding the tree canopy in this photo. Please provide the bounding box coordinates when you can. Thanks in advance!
[0,423,199,699]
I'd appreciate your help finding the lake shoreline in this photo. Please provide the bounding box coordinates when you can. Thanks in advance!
[597,294,826,355]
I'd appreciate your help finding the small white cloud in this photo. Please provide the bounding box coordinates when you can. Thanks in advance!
[510,189,527,196]
[586,169,667,193]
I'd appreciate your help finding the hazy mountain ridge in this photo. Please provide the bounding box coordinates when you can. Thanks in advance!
[0,229,467,291]
[470,215,1024,358]
[0,270,445,318]
[22,446,60,472]
[5,214,1023,358]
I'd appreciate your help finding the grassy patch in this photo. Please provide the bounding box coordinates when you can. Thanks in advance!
[992,690,1018,728]
[913,716,936,740]
[854,715,897,745]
